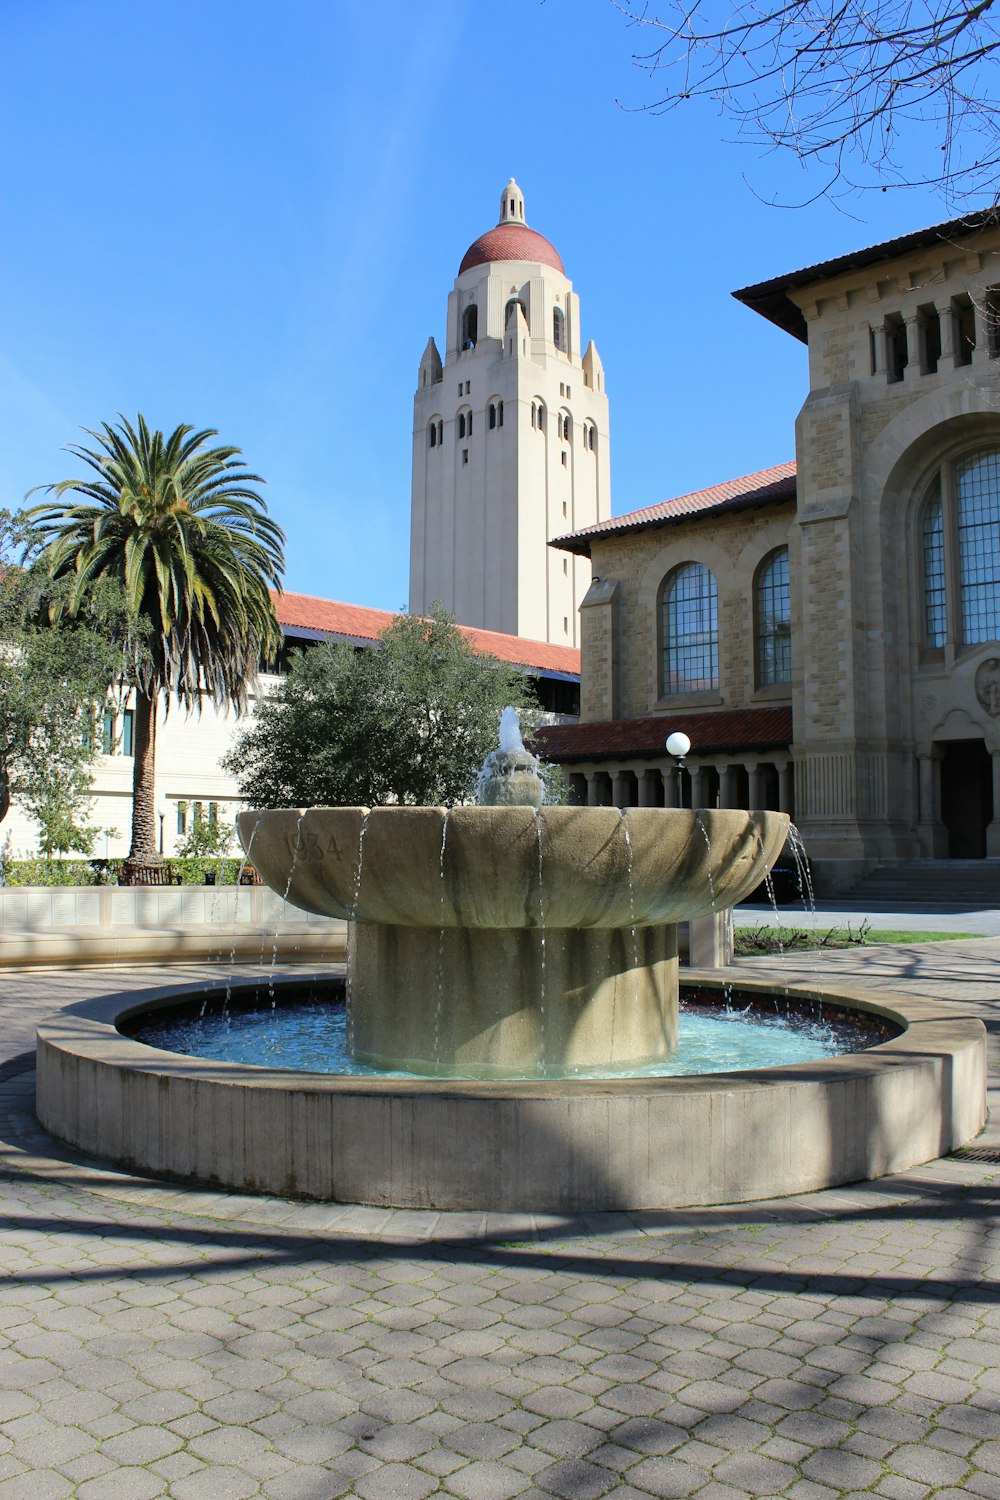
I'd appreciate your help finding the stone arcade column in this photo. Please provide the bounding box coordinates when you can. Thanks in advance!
[661,765,679,808]
[776,759,794,817]
[937,301,958,373]
[690,765,708,808]
[745,762,764,810]
[718,764,738,809]
[612,769,632,808]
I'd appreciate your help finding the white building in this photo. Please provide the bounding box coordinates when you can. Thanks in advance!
[1,594,581,862]
[409,179,611,646]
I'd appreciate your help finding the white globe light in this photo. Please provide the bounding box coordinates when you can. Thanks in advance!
[665,732,691,758]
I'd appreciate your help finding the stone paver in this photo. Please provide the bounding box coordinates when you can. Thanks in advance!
[0,948,997,1497]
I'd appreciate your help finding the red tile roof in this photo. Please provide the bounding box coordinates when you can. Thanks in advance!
[734,206,1000,342]
[551,463,797,556]
[272,590,581,678]
[533,707,792,763]
[459,223,565,276]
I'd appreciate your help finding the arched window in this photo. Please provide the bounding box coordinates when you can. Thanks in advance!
[559,412,572,442]
[584,423,597,452]
[437,420,443,445]
[488,404,496,430]
[536,402,545,432]
[922,486,946,647]
[505,297,527,328]
[754,548,791,686]
[462,305,478,349]
[552,307,565,351]
[919,447,1000,648]
[660,563,719,695]
[428,421,437,448]
[457,412,466,439]
[497,400,503,428]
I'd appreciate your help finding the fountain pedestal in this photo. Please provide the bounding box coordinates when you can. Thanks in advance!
[350,921,678,1076]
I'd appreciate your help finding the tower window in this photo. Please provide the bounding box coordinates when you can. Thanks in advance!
[462,448,469,465]
[488,404,496,429]
[536,404,545,431]
[561,452,567,467]
[462,305,478,350]
[467,411,473,435]
[428,422,437,448]
[917,304,941,374]
[885,312,907,383]
[505,297,527,329]
[497,401,503,427]
[986,286,1000,358]
[553,307,566,351]
[952,295,976,365]
[458,413,466,439]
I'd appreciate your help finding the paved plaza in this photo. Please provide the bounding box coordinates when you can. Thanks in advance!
[0,938,998,1500]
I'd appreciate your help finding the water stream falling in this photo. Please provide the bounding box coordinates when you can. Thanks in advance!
[534,807,548,1076]
[620,810,641,989]
[269,813,305,1007]
[433,807,452,1067]
[345,810,371,1054]
[224,817,262,1013]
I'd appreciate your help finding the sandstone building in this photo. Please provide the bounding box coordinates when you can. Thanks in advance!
[538,210,1000,893]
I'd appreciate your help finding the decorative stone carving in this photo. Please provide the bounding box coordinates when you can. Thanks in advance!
[975,658,1000,717]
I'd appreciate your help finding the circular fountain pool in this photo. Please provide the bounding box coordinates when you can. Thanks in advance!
[125,983,894,1080]
[36,970,986,1212]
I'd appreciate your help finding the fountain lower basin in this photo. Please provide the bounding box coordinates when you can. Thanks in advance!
[35,971,986,1211]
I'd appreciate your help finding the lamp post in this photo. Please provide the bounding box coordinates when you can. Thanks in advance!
[665,732,691,809]
[158,806,165,856]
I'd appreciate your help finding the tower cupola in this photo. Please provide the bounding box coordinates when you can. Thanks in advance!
[499,178,526,226]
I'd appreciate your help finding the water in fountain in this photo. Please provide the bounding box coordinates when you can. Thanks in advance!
[476,706,545,808]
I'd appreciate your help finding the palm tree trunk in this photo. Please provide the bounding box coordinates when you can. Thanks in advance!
[127,690,160,867]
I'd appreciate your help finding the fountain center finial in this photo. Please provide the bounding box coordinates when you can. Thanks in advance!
[477,707,545,808]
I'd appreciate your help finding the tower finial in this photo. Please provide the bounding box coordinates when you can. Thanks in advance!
[498,178,526,227]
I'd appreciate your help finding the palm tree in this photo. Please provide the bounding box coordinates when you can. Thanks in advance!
[27,414,285,868]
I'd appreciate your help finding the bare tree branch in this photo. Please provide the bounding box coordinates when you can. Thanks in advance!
[611,0,1000,203]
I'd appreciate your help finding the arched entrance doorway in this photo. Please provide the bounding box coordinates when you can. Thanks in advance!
[939,738,994,857]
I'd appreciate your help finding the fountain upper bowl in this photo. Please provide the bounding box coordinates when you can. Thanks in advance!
[237,806,790,929]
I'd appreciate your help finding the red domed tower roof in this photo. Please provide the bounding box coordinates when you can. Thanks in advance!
[459,178,565,276]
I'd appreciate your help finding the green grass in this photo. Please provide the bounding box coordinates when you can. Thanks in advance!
[734,921,981,955]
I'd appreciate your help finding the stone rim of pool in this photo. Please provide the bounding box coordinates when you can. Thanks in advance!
[35,969,986,1213]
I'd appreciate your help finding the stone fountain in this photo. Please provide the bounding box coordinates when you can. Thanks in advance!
[33,711,986,1211]
[236,711,789,1078]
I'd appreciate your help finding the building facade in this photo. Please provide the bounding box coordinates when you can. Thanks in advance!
[538,210,1000,893]
[0,596,580,863]
[409,180,610,646]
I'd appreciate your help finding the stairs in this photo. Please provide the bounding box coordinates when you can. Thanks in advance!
[842,858,1000,909]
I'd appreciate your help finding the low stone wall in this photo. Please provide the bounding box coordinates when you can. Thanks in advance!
[0,885,345,967]
[36,972,986,1211]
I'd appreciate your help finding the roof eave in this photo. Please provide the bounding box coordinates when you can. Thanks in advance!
[550,485,797,556]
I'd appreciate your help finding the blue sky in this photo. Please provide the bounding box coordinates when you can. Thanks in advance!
[0,0,956,614]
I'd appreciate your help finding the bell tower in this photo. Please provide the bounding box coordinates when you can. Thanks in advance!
[409,179,611,646]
